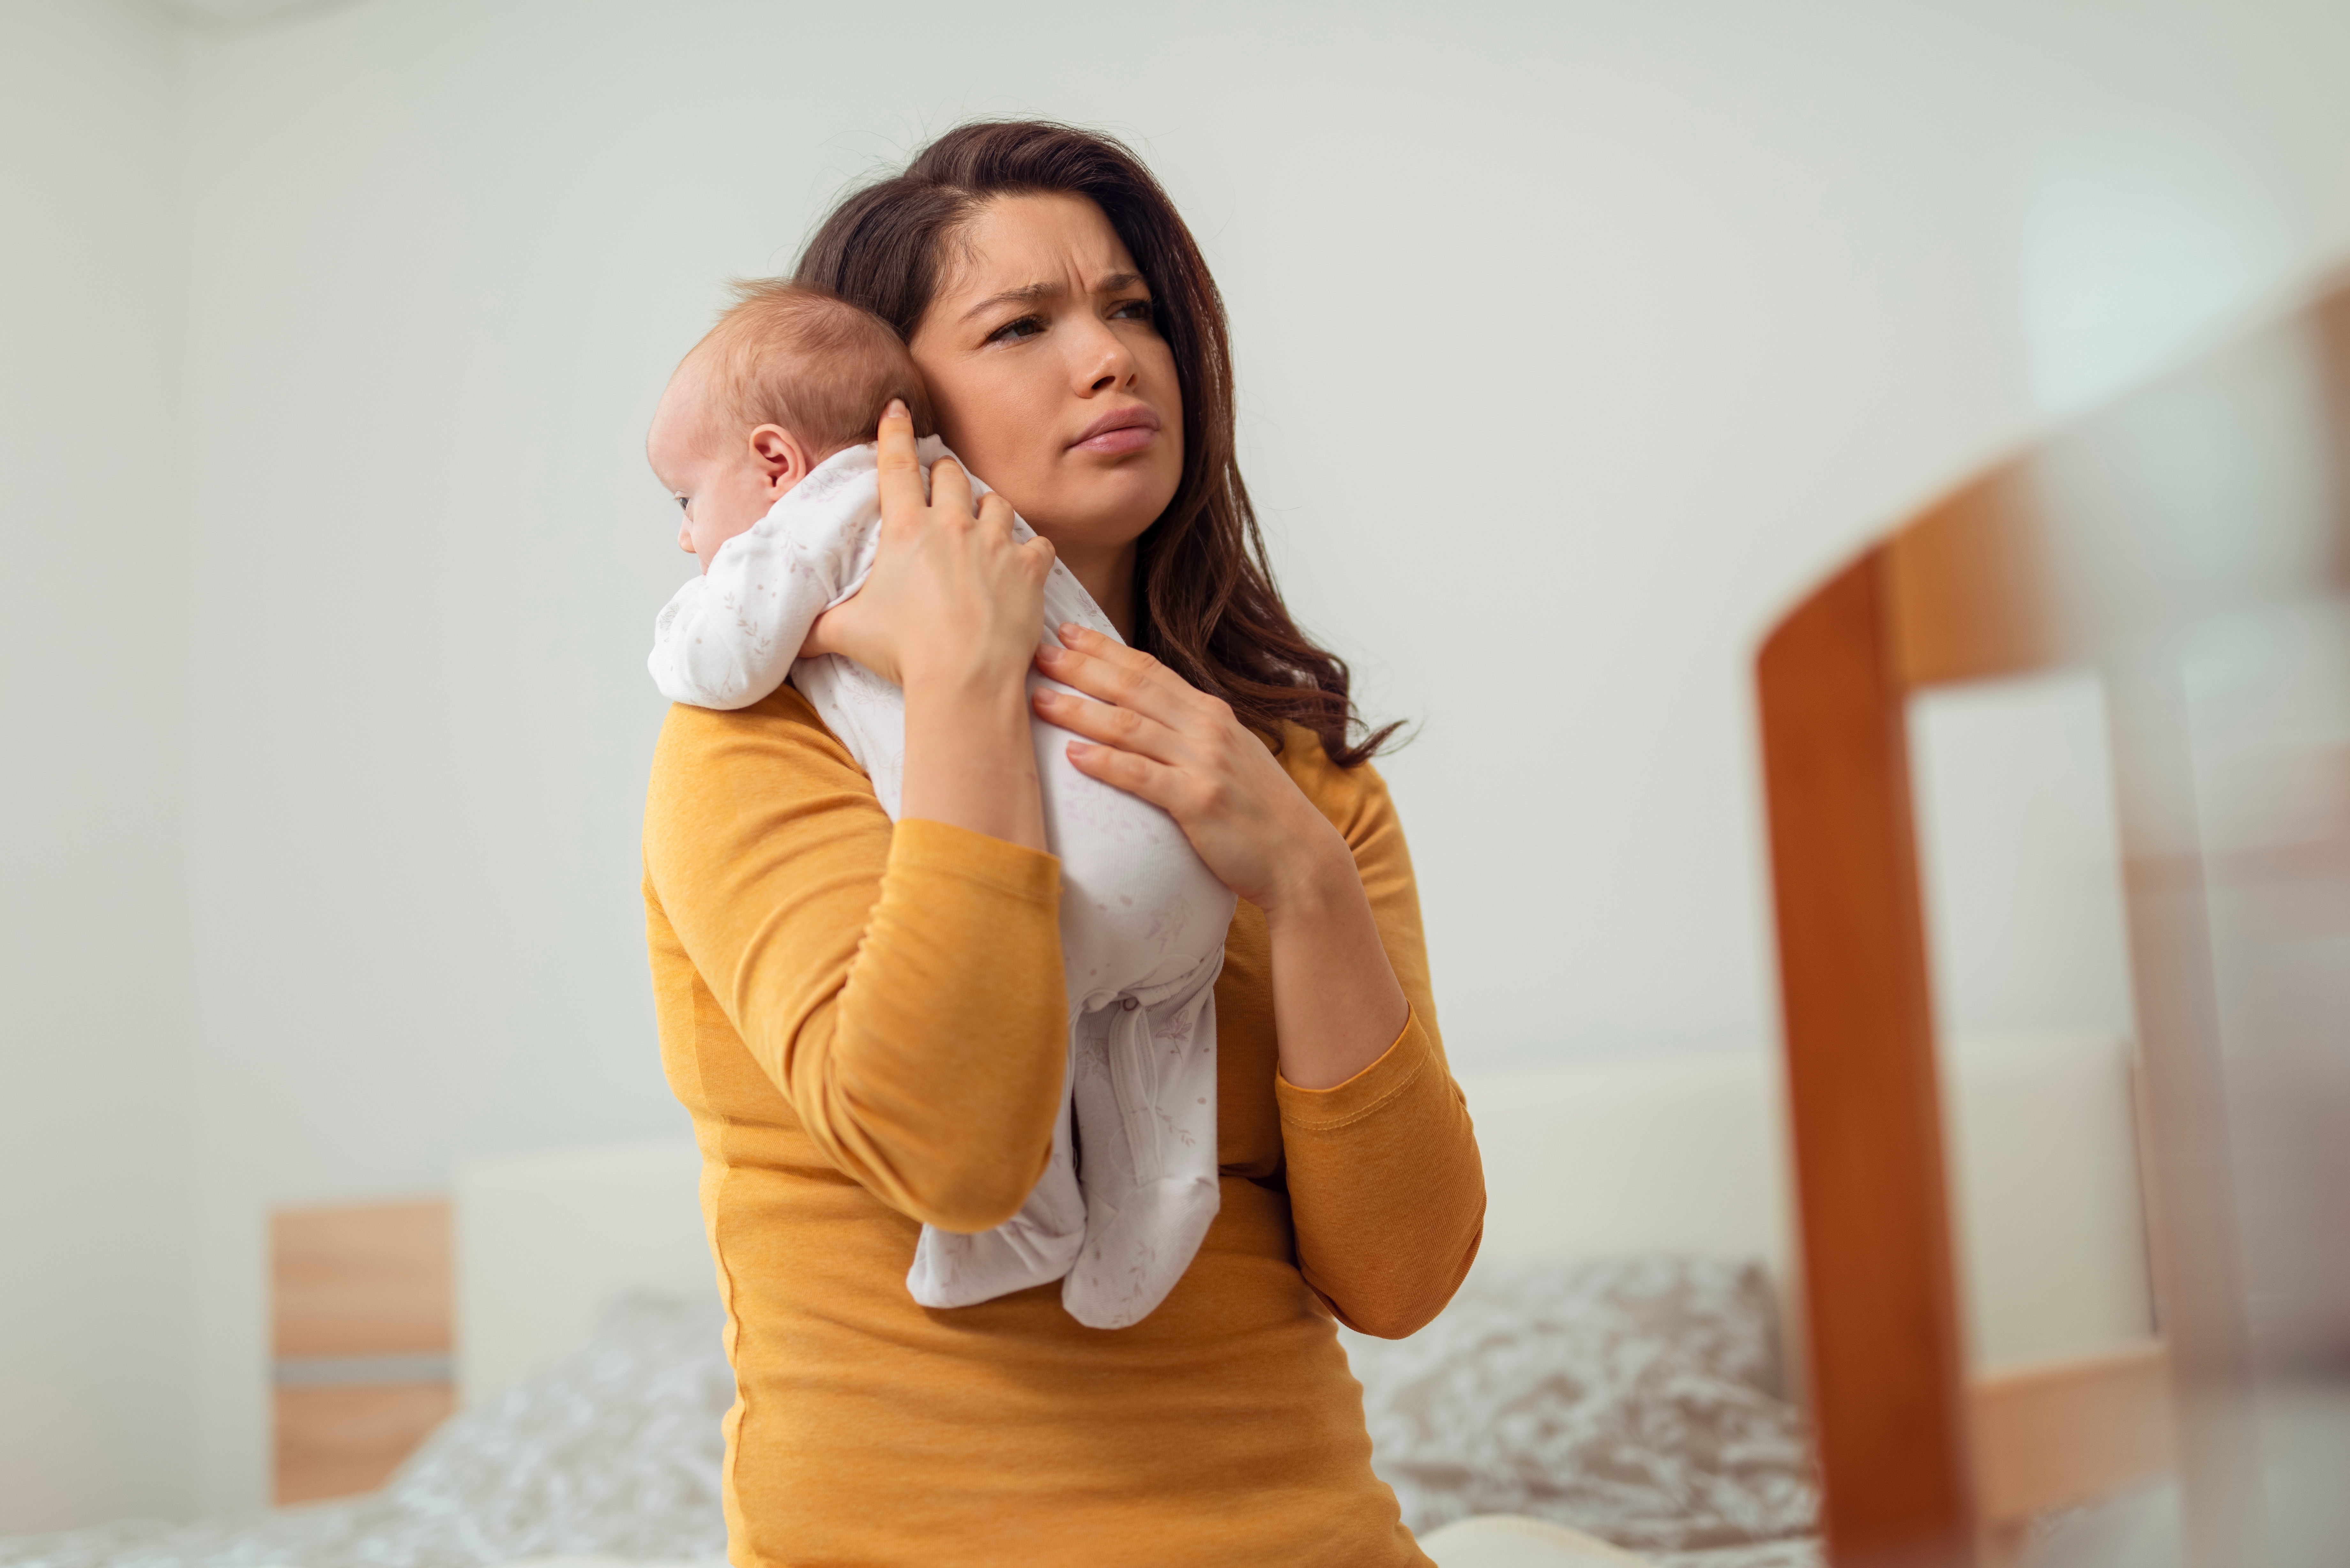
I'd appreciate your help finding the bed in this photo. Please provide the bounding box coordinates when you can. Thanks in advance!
[0,1032,2154,1568]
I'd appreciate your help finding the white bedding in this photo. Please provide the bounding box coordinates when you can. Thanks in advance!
[1347,1256,1816,1563]
[0,1264,1822,1568]
[0,1298,730,1568]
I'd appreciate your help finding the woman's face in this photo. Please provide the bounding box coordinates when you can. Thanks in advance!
[907,193,1184,579]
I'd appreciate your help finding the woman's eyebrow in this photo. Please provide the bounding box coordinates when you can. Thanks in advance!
[962,281,1063,322]
[960,272,1149,323]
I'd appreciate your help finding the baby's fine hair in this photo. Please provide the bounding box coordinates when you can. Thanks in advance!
[689,280,935,456]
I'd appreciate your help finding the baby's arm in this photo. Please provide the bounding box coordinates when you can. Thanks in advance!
[648,487,868,711]
[651,438,1096,713]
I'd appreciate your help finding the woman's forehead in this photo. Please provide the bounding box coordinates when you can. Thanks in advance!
[944,192,1140,298]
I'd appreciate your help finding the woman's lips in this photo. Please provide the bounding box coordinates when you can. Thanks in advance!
[1070,405,1160,455]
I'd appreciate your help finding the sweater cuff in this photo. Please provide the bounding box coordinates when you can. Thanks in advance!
[890,818,1062,905]
[1275,1005,1435,1133]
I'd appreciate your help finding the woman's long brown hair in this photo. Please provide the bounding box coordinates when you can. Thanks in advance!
[794,120,1399,767]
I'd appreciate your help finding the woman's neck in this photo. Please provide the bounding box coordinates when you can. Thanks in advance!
[1055,539,1139,643]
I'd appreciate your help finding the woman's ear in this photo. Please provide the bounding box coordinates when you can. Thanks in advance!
[749,424,815,494]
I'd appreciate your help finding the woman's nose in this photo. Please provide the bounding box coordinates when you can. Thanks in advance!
[1073,319,1138,393]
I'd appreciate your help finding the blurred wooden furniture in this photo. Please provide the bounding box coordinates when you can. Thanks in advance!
[271,1198,455,1503]
[1757,277,2350,1565]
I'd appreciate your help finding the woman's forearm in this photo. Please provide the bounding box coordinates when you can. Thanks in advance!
[1262,836,1412,1090]
[901,667,1049,852]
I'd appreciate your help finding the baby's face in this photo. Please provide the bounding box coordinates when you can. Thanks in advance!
[647,361,809,572]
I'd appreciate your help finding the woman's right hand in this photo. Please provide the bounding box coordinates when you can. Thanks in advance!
[800,401,1055,693]
[802,400,1055,851]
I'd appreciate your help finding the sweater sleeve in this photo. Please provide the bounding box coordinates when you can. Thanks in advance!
[1273,744,1486,1338]
[641,685,1069,1232]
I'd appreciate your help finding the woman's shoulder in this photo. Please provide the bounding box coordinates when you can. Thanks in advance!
[646,682,871,839]
[653,682,851,771]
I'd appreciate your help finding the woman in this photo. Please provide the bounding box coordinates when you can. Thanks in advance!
[641,121,1484,1565]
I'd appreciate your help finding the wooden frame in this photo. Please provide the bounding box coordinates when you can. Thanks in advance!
[271,1198,455,1503]
[1757,278,2350,1566]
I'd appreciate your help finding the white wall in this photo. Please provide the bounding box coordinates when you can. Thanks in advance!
[0,0,194,1535]
[6,0,2350,1526]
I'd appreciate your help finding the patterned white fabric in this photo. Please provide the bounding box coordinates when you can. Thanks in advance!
[1341,1256,1819,1559]
[649,439,1233,1330]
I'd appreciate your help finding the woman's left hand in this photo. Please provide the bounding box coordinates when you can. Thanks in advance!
[1032,624,1352,916]
[1040,621,1411,1090]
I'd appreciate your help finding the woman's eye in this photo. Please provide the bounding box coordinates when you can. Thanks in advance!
[1111,299,1154,324]
[987,314,1045,344]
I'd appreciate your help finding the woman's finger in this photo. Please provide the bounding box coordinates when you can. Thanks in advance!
[1035,627,1198,729]
[1017,533,1058,591]
[977,489,1019,539]
[1056,623,1196,696]
[930,454,978,523]
[1062,738,1190,813]
[1032,684,1188,767]
[874,399,925,531]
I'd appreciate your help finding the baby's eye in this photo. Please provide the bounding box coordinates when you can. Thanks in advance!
[675,496,690,512]
[987,314,1045,345]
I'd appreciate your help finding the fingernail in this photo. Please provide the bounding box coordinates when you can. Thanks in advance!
[1059,622,1084,639]
[885,398,907,420]
[1036,643,1062,661]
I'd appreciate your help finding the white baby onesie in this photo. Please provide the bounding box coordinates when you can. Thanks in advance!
[649,438,1234,1330]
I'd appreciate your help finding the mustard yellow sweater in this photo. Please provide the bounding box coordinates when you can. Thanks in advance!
[641,682,1485,1566]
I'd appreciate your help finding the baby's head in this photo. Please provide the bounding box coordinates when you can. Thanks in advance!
[649,281,934,570]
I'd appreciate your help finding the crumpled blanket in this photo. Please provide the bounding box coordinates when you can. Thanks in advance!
[2,1258,1825,1568]
[1341,1255,1820,1558]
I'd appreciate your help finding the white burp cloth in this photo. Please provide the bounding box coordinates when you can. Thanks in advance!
[649,439,1234,1330]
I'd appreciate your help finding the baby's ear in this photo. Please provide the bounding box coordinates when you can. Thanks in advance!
[749,424,813,486]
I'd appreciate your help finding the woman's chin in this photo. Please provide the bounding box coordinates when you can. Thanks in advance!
[1025,465,1177,543]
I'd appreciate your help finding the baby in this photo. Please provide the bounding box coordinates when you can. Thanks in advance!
[646,281,1233,1330]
